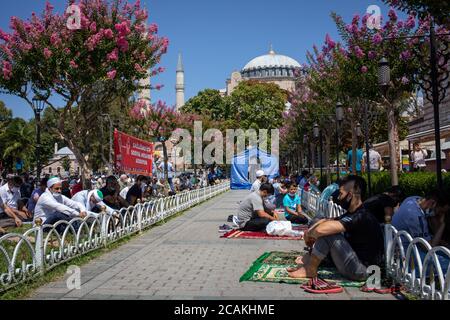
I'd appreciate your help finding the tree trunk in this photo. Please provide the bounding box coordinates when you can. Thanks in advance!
[162,141,169,181]
[351,121,357,175]
[387,104,399,186]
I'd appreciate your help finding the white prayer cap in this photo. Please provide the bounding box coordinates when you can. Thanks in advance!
[256,170,266,178]
[47,177,61,188]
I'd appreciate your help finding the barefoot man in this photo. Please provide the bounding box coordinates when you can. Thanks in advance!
[288,175,384,282]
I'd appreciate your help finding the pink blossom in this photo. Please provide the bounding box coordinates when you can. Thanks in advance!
[400,50,411,61]
[0,29,11,42]
[373,33,383,44]
[43,47,52,59]
[69,60,78,69]
[2,60,12,80]
[325,33,336,50]
[354,46,364,59]
[117,37,129,52]
[135,63,144,72]
[50,33,61,46]
[405,15,416,29]
[368,51,376,59]
[89,22,97,33]
[361,66,368,73]
[107,70,117,79]
[107,48,119,62]
[148,23,158,33]
[388,8,398,21]
[103,28,114,39]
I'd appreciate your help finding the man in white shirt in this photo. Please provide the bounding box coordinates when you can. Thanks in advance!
[0,176,31,227]
[34,177,87,233]
[250,170,267,193]
[411,142,428,172]
[362,145,383,173]
[71,189,115,216]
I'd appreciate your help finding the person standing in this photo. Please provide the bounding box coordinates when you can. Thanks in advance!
[362,145,383,173]
[346,146,364,175]
[410,142,428,172]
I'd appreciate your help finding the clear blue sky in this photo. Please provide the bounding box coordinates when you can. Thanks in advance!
[0,0,400,120]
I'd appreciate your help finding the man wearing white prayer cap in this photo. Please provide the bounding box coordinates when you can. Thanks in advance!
[34,177,87,232]
[250,170,267,193]
[72,189,115,216]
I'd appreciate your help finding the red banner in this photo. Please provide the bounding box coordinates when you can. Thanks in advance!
[114,129,154,176]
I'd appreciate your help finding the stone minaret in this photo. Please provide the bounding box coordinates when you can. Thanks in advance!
[176,53,185,111]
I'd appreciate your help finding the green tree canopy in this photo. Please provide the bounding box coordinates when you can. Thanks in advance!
[182,89,229,121]
[225,81,287,130]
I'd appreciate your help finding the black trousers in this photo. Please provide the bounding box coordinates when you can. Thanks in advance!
[242,217,271,232]
[286,214,309,225]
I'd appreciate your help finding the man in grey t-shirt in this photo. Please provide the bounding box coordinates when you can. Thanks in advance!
[236,183,279,231]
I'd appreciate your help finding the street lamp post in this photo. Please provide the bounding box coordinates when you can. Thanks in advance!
[101,114,113,175]
[303,134,311,172]
[357,116,372,197]
[32,96,46,181]
[335,102,344,179]
[314,123,323,182]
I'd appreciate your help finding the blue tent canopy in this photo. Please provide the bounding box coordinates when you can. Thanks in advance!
[230,147,279,190]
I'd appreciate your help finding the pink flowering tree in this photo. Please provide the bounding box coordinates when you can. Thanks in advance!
[131,100,196,180]
[0,0,168,184]
[332,9,421,185]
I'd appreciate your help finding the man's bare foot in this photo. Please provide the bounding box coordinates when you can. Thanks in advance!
[288,266,317,279]
[295,254,311,265]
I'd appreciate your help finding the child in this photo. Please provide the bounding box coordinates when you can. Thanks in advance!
[283,183,309,225]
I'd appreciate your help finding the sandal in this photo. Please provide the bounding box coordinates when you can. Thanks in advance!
[303,277,343,294]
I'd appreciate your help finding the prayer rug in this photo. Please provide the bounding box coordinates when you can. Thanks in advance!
[221,230,303,240]
[240,251,365,288]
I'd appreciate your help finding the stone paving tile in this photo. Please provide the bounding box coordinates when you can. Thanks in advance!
[28,190,397,301]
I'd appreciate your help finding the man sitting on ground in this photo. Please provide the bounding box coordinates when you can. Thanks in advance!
[364,186,403,224]
[288,175,384,282]
[392,190,450,246]
[100,176,129,210]
[72,189,115,216]
[283,183,309,225]
[250,170,267,193]
[34,177,87,232]
[27,178,48,216]
[236,183,279,232]
[0,176,32,227]
[126,175,148,206]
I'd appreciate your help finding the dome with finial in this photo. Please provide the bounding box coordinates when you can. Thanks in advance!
[241,45,301,79]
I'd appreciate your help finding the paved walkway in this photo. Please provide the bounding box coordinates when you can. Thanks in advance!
[29,190,396,300]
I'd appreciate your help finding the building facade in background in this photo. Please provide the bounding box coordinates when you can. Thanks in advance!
[221,46,302,96]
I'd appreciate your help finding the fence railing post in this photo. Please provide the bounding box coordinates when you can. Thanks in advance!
[34,218,45,276]
[136,200,142,234]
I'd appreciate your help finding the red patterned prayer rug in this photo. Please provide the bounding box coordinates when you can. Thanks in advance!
[221,229,304,240]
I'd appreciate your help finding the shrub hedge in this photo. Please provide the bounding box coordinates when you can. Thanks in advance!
[318,171,450,199]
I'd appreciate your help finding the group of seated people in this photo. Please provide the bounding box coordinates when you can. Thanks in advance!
[0,174,159,235]
[235,170,450,283]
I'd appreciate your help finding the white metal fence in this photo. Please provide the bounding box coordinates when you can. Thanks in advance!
[300,188,450,300]
[300,190,346,219]
[0,182,230,293]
